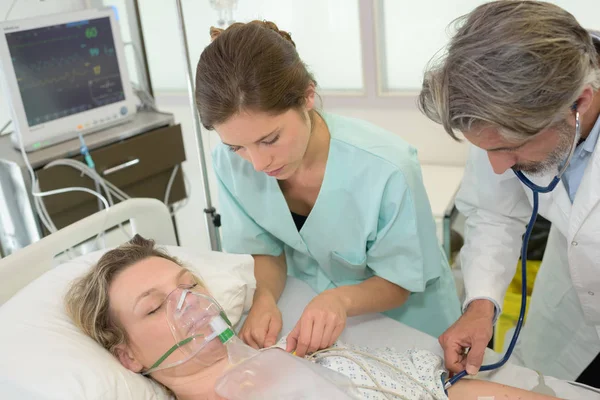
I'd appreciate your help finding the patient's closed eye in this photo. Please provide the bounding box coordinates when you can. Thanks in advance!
[147,303,162,315]
[146,282,197,315]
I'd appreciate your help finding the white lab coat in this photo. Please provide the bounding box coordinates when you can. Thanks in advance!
[456,123,600,379]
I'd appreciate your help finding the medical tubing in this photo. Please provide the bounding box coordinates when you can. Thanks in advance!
[164,165,180,205]
[446,191,538,388]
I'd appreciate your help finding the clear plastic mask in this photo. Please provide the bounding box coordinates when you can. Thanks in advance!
[142,285,233,375]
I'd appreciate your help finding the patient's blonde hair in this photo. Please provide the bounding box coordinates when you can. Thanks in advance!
[419,0,600,141]
[65,235,201,358]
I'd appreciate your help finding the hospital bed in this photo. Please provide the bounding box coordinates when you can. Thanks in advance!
[0,198,597,399]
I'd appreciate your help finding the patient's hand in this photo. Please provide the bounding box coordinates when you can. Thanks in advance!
[239,291,283,349]
[286,290,347,357]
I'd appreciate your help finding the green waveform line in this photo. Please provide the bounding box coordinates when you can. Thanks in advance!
[11,34,81,49]
[20,68,88,90]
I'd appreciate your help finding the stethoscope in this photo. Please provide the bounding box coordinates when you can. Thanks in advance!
[445,103,582,390]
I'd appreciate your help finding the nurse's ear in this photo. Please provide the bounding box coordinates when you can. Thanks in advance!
[304,82,317,111]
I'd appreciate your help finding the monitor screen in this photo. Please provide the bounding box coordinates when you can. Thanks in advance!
[5,16,125,128]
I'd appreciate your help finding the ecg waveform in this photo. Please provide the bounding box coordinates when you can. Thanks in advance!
[19,68,88,90]
[9,34,80,49]
[16,53,83,73]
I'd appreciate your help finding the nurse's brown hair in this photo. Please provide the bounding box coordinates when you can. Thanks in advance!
[195,20,316,130]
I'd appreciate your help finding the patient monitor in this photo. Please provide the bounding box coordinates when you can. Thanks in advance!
[0,8,136,152]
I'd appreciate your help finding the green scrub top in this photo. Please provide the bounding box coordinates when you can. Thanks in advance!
[213,112,460,337]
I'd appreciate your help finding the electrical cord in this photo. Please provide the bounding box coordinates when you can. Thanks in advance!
[24,151,187,248]
[43,159,117,247]
[165,164,180,205]
[16,127,110,234]
[313,352,396,400]
[15,124,115,251]
[0,120,11,135]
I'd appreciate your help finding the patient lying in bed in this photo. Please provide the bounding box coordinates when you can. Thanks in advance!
[64,235,558,400]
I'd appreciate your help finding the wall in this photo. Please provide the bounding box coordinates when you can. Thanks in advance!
[381,0,600,91]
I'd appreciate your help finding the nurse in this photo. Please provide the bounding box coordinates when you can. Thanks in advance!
[195,21,460,357]
[419,1,600,387]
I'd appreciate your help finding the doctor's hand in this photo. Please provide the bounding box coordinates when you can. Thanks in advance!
[439,299,495,375]
[286,290,347,357]
[238,291,283,349]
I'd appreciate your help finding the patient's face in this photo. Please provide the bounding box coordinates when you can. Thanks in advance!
[108,257,212,376]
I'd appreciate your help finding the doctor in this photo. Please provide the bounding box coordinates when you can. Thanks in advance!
[195,21,461,357]
[419,1,600,386]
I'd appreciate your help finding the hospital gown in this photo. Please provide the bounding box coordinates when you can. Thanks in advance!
[275,336,448,400]
[213,112,461,337]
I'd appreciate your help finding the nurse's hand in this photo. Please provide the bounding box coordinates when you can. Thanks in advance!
[439,299,495,375]
[239,292,283,349]
[286,290,347,357]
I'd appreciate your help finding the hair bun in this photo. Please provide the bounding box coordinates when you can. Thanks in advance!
[210,26,225,42]
[209,22,295,47]
[251,20,296,48]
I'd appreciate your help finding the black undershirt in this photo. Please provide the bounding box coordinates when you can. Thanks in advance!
[577,353,600,388]
[290,211,308,231]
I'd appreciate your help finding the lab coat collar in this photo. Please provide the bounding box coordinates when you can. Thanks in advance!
[569,115,600,239]
[582,113,600,153]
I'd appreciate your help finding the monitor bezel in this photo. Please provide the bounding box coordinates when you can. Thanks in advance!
[0,7,137,151]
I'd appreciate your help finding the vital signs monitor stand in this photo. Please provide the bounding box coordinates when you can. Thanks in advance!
[173,0,222,251]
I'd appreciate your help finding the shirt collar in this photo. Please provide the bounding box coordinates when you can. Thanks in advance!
[582,114,600,153]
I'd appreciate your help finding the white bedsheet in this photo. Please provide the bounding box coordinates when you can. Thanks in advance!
[266,277,600,400]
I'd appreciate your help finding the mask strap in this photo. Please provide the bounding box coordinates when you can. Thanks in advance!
[143,333,206,374]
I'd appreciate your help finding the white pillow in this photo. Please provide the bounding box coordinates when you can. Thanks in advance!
[0,246,255,400]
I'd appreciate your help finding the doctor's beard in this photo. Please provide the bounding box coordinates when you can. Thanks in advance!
[511,121,574,176]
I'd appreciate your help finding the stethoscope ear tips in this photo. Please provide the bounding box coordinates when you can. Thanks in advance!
[571,101,578,112]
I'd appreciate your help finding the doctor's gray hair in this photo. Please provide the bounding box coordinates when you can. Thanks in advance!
[419,0,600,141]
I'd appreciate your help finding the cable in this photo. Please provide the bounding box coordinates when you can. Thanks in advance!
[45,158,132,242]
[4,0,19,21]
[44,159,113,245]
[313,352,396,400]
[0,120,11,135]
[15,124,113,251]
[312,352,396,400]
[308,347,446,400]
[566,381,600,395]
[34,186,109,209]
[164,164,180,205]
[15,123,109,230]
[15,111,185,247]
